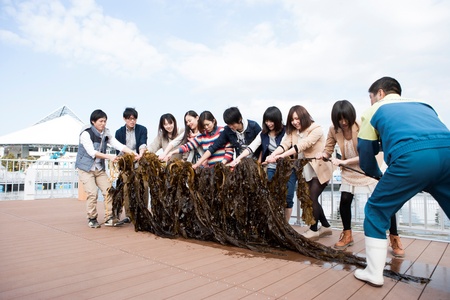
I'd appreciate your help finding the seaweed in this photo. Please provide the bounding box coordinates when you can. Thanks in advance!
[109,152,430,284]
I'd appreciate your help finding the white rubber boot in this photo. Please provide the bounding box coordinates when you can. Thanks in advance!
[354,236,388,287]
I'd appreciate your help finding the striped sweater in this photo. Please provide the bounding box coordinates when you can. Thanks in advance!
[178,126,234,166]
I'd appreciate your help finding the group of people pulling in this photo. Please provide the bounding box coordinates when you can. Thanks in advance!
[75,76,450,288]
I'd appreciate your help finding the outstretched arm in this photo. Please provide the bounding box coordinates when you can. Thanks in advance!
[192,150,212,169]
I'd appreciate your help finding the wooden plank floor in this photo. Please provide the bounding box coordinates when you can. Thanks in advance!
[0,198,448,300]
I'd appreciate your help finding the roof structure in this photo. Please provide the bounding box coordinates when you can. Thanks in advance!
[35,106,83,125]
[0,106,86,146]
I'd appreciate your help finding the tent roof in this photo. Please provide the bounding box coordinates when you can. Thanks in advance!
[0,107,85,146]
[35,106,83,125]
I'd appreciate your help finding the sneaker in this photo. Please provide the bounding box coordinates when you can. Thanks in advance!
[318,226,332,238]
[302,229,320,241]
[104,218,123,227]
[121,217,131,224]
[88,218,101,228]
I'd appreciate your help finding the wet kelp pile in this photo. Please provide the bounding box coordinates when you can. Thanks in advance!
[109,152,429,284]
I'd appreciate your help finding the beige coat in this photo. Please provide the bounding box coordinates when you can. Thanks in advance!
[323,122,360,160]
[279,123,332,184]
[324,121,385,172]
[148,128,184,160]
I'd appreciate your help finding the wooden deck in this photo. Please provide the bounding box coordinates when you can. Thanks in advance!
[0,198,448,300]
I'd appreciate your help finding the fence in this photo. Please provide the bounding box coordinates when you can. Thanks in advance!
[291,178,450,241]
[0,158,79,200]
[1,158,448,240]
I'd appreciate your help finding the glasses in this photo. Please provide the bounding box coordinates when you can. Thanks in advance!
[127,117,137,121]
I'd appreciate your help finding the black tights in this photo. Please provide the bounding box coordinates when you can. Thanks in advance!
[340,192,354,230]
[308,178,330,231]
[339,191,399,234]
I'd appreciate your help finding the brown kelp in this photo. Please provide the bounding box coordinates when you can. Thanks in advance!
[109,152,430,284]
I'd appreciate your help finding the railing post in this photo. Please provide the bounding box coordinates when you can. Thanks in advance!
[424,194,428,230]
[295,191,302,225]
[330,176,334,221]
[71,163,77,197]
[24,166,36,200]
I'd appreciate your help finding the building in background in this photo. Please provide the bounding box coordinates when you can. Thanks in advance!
[0,106,85,159]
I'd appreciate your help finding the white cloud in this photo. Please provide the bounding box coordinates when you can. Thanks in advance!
[162,0,450,128]
[171,0,450,94]
[2,0,165,77]
[0,0,449,131]
[0,29,30,45]
[247,22,275,44]
[167,38,211,55]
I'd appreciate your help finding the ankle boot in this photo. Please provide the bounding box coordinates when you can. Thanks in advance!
[389,234,405,258]
[354,237,387,287]
[334,230,354,250]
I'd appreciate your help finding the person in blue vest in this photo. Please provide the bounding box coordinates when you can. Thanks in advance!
[192,107,261,168]
[115,107,148,224]
[76,109,136,228]
[355,77,450,287]
[230,106,296,222]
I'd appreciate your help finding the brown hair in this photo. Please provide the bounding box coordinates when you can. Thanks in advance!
[285,105,314,134]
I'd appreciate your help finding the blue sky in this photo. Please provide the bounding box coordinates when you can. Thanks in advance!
[1,0,449,139]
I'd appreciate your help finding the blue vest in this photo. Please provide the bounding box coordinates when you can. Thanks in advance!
[75,127,108,172]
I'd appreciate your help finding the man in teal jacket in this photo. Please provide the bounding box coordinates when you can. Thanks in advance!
[355,77,450,287]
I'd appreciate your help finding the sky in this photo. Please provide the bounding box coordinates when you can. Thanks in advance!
[1,0,449,139]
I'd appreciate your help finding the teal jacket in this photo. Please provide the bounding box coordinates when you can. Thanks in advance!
[357,94,450,177]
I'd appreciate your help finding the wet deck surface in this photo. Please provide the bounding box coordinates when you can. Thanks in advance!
[0,198,449,299]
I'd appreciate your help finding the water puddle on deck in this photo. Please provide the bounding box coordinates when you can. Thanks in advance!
[169,236,449,291]
[180,237,353,271]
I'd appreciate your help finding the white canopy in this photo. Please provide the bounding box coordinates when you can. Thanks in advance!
[0,107,85,146]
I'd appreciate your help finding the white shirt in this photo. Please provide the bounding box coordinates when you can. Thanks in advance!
[80,128,126,158]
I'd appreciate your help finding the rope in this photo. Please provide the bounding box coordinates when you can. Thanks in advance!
[300,157,381,181]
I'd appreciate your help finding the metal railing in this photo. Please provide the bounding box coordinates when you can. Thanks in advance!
[1,158,448,240]
[0,158,79,200]
[291,177,450,241]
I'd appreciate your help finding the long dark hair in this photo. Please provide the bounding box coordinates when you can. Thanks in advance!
[331,100,358,133]
[158,113,178,140]
[181,110,199,144]
[261,106,283,135]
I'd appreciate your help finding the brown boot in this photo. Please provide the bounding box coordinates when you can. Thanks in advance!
[334,230,354,250]
[389,234,405,257]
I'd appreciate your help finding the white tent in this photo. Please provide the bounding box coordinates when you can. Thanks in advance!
[0,106,85,146]
[0,114,85,146]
